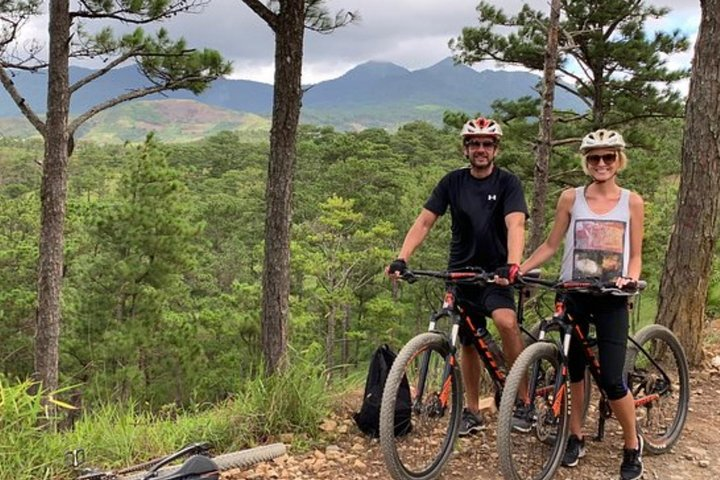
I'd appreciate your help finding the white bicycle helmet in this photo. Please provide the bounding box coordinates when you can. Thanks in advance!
[579,129,625,153]
[461,117,503,138]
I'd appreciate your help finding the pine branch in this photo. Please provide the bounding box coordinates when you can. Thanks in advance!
[304,2,357,34]
[241,0,278,31]
[70,0,207,23]
[556,64,588,91]
[0,60,47,71]
[69,50,137,94]
[604,113,684,128]
[551,137,583,146]
[555,113,590,123]
[554,79,592,108]
[68,84,165,134]
[0,66,45,134]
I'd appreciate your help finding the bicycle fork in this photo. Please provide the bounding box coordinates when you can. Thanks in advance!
[412,311,460,416]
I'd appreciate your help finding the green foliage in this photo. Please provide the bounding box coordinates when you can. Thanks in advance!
[450,0,690,129]
[0,354,329,478]
[134,29,232,94]
[0,192,39,377]
[707,246,720,319]
[63,135,208,407]
[239,346,330,438]
[0,377,67,480]
[0,119,688,409]
[0,113,696,477]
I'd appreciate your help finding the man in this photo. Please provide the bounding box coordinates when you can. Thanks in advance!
[387,117,530,435]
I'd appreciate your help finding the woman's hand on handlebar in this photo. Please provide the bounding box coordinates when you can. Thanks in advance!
[615,276,638,289]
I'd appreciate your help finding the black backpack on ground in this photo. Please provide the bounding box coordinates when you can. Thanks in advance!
[353,344,412,438]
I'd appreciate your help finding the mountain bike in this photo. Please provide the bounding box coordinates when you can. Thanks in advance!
[496,277,689,480]
[67,442,286,480]
[378,268,590,480]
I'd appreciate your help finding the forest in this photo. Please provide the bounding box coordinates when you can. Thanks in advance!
[0,115,717,476]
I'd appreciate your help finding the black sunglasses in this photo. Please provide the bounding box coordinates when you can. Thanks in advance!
[586,153,617,166]
[464,139,497,149]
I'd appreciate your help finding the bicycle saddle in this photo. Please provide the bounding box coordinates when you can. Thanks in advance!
[153,455,219,480]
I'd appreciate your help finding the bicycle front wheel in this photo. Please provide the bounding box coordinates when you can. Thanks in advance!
[528,321,592,423]
[118,444,287,480]
[497,342,568,480]
[380,332,462,480]
[624,324,689,454]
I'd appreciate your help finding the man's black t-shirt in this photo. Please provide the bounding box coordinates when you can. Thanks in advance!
[424,166,528,271]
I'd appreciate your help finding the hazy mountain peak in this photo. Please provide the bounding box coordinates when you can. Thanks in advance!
[416,56,476,75]
[1,57,586,136]
[341,60,410,79]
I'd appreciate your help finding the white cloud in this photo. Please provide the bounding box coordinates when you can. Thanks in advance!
[6,0,701,86]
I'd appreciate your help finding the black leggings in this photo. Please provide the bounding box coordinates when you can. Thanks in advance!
[565,293,629,401]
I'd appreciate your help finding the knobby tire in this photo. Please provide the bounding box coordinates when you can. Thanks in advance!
[380,332,462,480]
[117,443,287,480]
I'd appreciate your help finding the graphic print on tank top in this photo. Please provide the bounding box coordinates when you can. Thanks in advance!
[572,219,627,281]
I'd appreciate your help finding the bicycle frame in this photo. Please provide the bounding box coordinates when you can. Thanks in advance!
[413,282,533,415]
[532,292,675,441]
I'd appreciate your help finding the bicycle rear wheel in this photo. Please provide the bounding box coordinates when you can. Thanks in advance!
[118,444,287,480]
[497,342,568,480]
[380,332,462,480]
[624,324,689,454]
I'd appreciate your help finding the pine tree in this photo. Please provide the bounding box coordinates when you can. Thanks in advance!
[0,0,230,396]
[67,136,202,404]
[656,0,720,365]
[451,0,689,129]
[241,0,356,375]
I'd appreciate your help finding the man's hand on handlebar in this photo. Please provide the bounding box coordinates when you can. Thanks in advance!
[386,258,408,279]
[493,263,520,286]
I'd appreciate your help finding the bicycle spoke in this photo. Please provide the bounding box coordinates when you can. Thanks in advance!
[626,325,689,454]
[380,333,461,480]
[498,343,568,480]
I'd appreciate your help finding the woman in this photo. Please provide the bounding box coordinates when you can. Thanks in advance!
[520,129,645,480]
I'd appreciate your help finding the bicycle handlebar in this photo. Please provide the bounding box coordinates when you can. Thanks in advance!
[399,268,497,285]
[518,275,646,295]
[396,268,645,295]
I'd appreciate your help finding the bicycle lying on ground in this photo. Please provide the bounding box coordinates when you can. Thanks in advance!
[67,442,286,480]
[496,277,689,480]
[378,268,590,480]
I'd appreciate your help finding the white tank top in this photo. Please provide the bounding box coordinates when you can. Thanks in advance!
[560,186,631,282]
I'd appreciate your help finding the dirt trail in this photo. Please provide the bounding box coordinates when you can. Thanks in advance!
[226,328,720,480]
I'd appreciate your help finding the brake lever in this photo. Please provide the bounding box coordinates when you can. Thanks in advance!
[401,271,417,284]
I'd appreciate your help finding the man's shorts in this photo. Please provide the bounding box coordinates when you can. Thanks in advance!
[455,284,516,346]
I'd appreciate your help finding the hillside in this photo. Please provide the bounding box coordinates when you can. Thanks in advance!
[0,100,270,143]
[78,99,270,143]
[0,58,586,136]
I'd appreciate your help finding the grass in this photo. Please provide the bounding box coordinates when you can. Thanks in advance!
[0,348,332,480]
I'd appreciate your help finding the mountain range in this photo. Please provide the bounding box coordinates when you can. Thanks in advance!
[0,58,584,141]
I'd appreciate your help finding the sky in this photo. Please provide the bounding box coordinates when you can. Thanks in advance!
[16,0,702,87]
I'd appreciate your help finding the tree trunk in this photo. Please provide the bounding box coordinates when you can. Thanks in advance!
[341,303,350,376]
[656,0,720,366]
[325,306,336,374]
[34,0,70,397]
[261,0,305,376]
[528,0,561,252]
